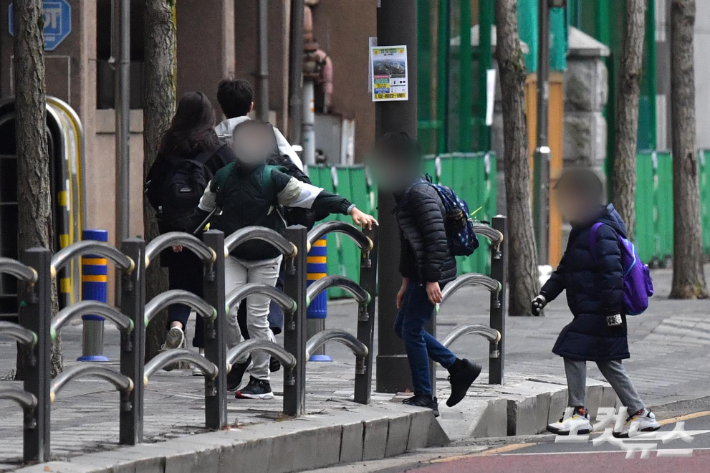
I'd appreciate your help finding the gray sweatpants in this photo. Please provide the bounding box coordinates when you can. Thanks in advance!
[225,254,283,381]
[564,358,645,414]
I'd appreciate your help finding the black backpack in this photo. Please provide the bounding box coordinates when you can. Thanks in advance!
[157,151,213,232]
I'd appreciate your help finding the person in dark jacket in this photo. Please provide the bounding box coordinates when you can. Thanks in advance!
[375,133,481,417]
[145,91,233,370]
[533,169,659,437]
[189,120,377,398]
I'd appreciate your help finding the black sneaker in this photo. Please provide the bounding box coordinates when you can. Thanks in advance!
[403,395,440,417]
[235,376,274,400]
[446,359,481,407]
[227,356,251,392]
[269,357,281,373]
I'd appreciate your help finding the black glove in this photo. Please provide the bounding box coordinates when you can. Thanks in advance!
[531,294,547,316]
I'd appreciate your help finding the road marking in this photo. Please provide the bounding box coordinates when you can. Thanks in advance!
[457,411,710,460]
[658,410,710,426]
[476,443,537,456]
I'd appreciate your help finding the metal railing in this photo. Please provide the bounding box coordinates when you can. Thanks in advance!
[304,224,378,405]
[435,216,507,384]
[1,221,379,464]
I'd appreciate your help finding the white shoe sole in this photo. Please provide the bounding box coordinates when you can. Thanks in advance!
[235,392,274,400]
[546,425,592,436]
[164,328,184,350]
[613,424,661,438]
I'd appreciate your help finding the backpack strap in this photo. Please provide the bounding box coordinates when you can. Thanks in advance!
[213,162,236,209]
[260,164,283,203]
[589,222,606,260]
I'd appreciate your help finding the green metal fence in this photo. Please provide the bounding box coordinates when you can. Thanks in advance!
[635,150,710,266]
[306,152,497,298]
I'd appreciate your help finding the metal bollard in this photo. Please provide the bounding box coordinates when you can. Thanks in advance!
[202,231,228,430]
[354,226,378,405]
[20,248,52,463]
[78,229,109,362]
[119,238,146,445]
[283,226,308,417]
[489,216,507,384]
[306,238,330,361]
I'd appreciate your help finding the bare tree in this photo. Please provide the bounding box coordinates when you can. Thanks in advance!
[143,0,177,359]
[495,0,540,315]
[669,0,708,299]
[14,0,62,375]
[612,0,646,240]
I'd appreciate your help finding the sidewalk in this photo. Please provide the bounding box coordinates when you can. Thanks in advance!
[0,265,707,471]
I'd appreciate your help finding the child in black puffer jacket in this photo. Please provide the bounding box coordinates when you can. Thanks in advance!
[532,169,660,438]
[375,133,481,417]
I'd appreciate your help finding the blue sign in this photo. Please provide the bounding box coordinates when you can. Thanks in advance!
[8,0,72,51]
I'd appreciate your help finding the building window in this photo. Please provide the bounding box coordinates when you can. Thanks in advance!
[96,0,145,109]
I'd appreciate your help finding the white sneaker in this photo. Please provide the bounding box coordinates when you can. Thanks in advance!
[192,352,206,377]
[164,326,185,350]
[613,408,660,438]
[547,408,592,435]
[160,327,185,372]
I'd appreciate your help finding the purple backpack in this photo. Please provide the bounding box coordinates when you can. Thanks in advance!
[590,222,654,315]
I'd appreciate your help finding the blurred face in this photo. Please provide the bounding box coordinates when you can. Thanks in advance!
[232,124,273,167]
[369,148,421,192]
[556,187,599,223]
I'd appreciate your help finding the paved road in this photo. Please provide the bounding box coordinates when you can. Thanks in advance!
[312,399,710,473]
[408,411,710,473]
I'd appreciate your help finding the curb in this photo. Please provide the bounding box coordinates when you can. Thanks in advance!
[14,399,444,473]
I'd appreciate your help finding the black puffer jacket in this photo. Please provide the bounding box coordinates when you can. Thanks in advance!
[395,179,457,285]
[542,204,628,361]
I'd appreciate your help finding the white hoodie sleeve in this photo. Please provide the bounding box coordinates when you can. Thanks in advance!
[273,127,304,171]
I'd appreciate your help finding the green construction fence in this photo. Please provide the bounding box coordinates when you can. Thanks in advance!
[634,150,710,266]
[306,152,497,299]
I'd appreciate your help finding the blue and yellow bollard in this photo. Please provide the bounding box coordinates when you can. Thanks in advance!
[78,229,109,362]
[307,238,331,361]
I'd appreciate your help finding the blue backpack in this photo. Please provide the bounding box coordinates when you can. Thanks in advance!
[590,222,654,315]
[423,177,480,257]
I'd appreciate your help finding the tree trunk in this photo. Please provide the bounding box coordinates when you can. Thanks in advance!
[143,0,177,359]
[669,0,708,299]
[495,0,540,316]
[14,0,62,378]
[612,0,646,240]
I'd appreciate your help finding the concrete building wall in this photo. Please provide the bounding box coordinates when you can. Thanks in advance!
[310,0,377,159]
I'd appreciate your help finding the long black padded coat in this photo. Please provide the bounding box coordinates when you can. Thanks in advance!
[394,179,457,286]
[542,204,629,361]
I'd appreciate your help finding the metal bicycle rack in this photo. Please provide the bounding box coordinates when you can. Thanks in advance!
[0,249,53,463]
[303,223,378,405]
[1,221,383,463]
[436,216,507,385]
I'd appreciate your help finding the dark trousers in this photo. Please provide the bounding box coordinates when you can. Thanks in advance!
[237,265,285,338]
[166,255,205,348]
[394,281,456,396]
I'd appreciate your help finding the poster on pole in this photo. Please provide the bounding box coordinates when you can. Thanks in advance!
[370,45,409,102]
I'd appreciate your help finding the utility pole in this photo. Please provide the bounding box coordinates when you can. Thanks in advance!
[375,0,418,393]
[533,0,554,265]
[258,0,270,122]
[288,0,305,145]
[114,0,131,304]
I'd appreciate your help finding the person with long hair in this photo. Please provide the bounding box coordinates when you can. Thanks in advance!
[146,91,234,370]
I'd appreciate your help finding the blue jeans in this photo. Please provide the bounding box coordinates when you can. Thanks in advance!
[394,282,457,396]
